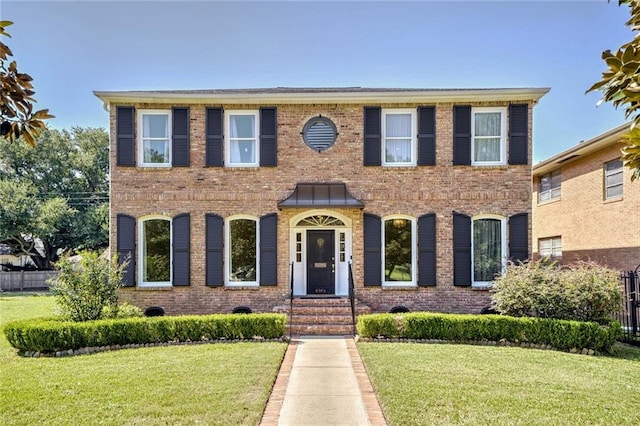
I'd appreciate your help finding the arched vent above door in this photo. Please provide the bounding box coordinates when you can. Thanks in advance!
[296,215,345,227]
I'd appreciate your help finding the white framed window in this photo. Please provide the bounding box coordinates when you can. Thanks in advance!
[138,110,171,167]
[472,215,506,288]
[539,236,562,260]
[382,109,416,166]
[539,170,561,203]
[472,107,506,166]
[226,215,259,286]
[382,216,416,286]
[226,110,259,167]
[139,216,172,287]
[604,158,623,200]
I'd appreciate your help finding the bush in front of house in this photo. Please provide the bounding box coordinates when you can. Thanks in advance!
[356,312,621,353]
[4,313,287,353]
[490,260,622,324]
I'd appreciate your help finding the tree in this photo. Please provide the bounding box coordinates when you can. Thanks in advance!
[588,0,640,180]
[0,21,53,146]
[0,128,109,269]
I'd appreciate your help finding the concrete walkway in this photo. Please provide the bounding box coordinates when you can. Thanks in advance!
[261,337,386,426]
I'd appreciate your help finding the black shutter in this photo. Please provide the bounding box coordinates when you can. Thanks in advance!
[260,107,277,167]
[116,107,135,166]
[205,213,224,286]
[172,107,190,167]
[205,107,223,167]
[453,212,472,286]
[260,213,278,285]
[363,213,382,286]
[417,106,436,166]
[508,104,529,165]
[418,213,436,286]
[172,213,190,286]
[453,105,471,166]
[117,214,136,287]
[509,213,529,263]
[363,107,381,166]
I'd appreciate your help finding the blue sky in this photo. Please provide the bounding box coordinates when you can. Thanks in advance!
[2,0,632,162]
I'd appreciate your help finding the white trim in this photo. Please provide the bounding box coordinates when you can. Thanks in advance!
[471,107,506,166]
[225,110,260,167]
[137,109,172,167]
[382,109,416,167]
[382,215,417,287]
[288,210,352,228]
[225,215,259,287]
[138,215,172,288]
[471,214,506,288]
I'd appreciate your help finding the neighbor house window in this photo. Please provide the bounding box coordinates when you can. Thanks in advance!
[539,236,562,260]
[472,215,506,287]
[472,107,506,165]
[383,217,415,285]
[227,217,258,285]
[139,217,171,287]
[382,109,415,166]
[604,159,623,199]
[226,111,259,167]
[539,170,561,203]
[138,110,171,166]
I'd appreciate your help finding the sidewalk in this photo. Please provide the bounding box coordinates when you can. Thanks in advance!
[261,336,386,426]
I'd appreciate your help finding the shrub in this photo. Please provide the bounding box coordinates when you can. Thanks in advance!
[4,313,287,353]
[491,261,622,324]
[102,303,143,319]
[49,251,126,322]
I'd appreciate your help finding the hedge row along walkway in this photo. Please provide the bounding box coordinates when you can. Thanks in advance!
[261,336,386,426]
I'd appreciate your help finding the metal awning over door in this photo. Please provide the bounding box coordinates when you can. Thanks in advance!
[277,183,364,209]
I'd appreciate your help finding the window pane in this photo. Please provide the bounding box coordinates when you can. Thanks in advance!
[540,175,551,193]
[607,184,623,198]
[230,115,255,138]
[385,114,411,137]
[473,219,502,282]
[474,112,501,137]
[605,159,622,173]
[143,114,168,138]
[230,140,255,163]
[384,219,412,282]
[144,140,169,163]
[230,219,256,282]
[385,139,412,163]
[143,219,170,282]
[606,171,623,187]
[474,138,501,162]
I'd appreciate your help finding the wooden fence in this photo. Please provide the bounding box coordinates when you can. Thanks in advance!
[0,271,58,291]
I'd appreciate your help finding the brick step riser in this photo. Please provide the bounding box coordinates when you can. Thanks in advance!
[274,306,371,315]
[288,325,355,335]
[291,299,354,307]
[289,316,355,325]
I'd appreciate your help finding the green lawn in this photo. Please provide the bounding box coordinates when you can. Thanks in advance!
[358,342,640,425]
[0,292,287,425]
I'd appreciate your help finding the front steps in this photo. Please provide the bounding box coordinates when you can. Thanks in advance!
[275,297,371,336]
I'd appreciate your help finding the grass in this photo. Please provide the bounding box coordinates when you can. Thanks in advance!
[0,292,287,425]
[358,342,640,425]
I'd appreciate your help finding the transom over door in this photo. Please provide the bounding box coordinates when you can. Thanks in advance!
[306,230,335,295]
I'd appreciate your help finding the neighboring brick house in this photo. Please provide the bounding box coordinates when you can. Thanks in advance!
[95,87,548,320]
[533,123,640,272]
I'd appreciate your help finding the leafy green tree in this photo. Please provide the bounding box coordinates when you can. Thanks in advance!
[0,21,53,146]
[588,0,640,180]
[0,128,109,269]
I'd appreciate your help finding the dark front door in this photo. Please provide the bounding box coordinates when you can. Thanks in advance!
[307,230,335,295]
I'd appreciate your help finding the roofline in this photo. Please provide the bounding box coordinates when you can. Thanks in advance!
[533,123,629,176]
[93,87,550,106]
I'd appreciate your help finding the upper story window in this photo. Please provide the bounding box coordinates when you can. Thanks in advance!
[226,216,258,286]
[226,111,259,167]
[472,107,506,166]
[472,215,506,287]
[138,110,171,167]
[139,216,172,287]
[539,170,561,203]
[604,158,623,200]
[539,236,562,261]
[383,216,416,286]
[382,109,416,166]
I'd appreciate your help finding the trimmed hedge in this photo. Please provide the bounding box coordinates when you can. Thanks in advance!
[357,312,621,353]
[4,313,286,353]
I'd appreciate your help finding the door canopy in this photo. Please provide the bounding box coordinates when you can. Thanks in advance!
[277,183,364,209]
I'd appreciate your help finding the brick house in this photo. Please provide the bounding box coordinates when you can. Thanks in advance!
[95,87,548,329]
[533,123,640,272]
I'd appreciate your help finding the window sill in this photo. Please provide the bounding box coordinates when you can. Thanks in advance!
[136,166,173,171]
[381,285,418,291]
[604,196,623,204]
[381,164,417,169]
[470,164,508,169]
[224,285,261,291]
[471,285,492,291]
[135,286,173,291]
[537,197,561,206]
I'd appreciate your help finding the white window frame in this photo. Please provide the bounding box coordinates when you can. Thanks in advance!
[539,170,561,203]
[539,236,562,260]
[382,109,416,167]
[471,107,507,166]
[382,215,417,287]
[604,158,623,200]
[225,110,260,167]
[138,215,172,288]
[137,109,172,167]
[225,215,259,287]
[471,214,506,288]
